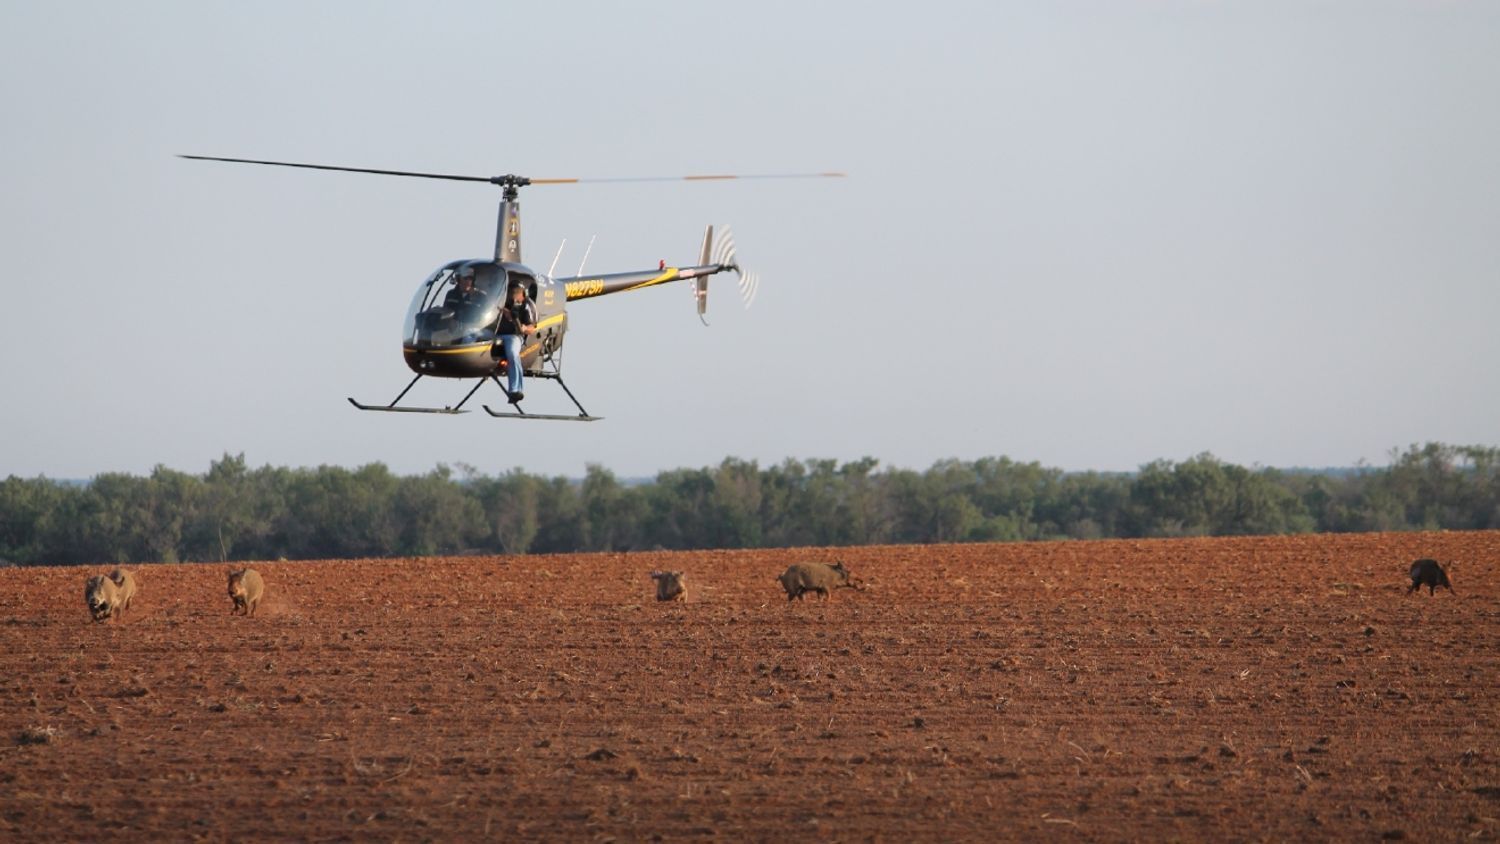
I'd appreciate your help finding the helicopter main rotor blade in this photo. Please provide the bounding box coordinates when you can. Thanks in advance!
[177,155,494,183]
[180,155,846,187]
[530,172,847,184]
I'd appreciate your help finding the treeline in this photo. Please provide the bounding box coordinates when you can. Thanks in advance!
[2,443,1497,566]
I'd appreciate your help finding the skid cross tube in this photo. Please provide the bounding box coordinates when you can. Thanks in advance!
[388,373,423,407]
[546,372,594,419]
[452,378,487,411]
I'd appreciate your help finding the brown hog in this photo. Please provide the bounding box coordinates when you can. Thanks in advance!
[108,568,137,619]
[777,562,856,602]
[650,570,687,602]
[84,575,121,623]
[228,568,265,616]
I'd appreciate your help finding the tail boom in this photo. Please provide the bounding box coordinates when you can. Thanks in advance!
[556,262,732,302]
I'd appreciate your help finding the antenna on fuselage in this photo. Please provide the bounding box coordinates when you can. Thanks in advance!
[576,235,597,276]
[547,239,566,278]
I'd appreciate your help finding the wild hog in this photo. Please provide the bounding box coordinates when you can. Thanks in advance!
[228,568,265,616]
[107,568,137,619]
[1408,559,1453,595]
[650,570,687,602]
[777,562,855,602]
[84,575,121,623]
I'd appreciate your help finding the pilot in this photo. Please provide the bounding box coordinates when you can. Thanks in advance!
[496,281,537,402]
[445,266,484,309]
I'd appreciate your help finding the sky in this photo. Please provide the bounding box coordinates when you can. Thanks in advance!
[1,1,1497,480]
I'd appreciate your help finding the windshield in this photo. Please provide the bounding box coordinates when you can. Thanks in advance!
[403,262,504,347]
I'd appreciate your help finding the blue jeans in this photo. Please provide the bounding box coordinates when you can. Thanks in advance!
[497,335,523,394]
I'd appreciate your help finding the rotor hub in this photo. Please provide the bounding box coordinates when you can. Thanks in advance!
[489,174,531,200]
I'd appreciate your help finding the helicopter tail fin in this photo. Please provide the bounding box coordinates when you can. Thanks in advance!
[695,225,713,324]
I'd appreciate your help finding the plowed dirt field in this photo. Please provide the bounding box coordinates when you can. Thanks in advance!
[2,532,1497,841]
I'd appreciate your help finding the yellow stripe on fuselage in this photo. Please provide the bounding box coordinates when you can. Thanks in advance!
[402,313,565,356]
[403,342,491,355]
[621,268,679,293]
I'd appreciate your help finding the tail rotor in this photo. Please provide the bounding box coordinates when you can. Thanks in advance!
[697,225,758,324]
[716,226,760,310]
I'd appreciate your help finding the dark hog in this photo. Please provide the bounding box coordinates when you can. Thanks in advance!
[108,568,137,619]
[228,568,265,616]
[650,570,687,602]
[1408,559,1453,595]
[84,575,121,623]
[777,562,857,602]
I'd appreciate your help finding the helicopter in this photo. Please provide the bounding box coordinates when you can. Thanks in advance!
[179,155,843,421]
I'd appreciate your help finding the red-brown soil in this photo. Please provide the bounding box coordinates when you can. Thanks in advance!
[2,532,1497,841]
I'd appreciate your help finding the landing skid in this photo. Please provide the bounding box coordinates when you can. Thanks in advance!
[483,372,600,422]
[482,408,601,421]
[347,373,486,414]
[348,372,601,422]
[346,399,467,414]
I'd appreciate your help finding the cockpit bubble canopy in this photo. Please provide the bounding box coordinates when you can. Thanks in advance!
[404,261,505,348]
